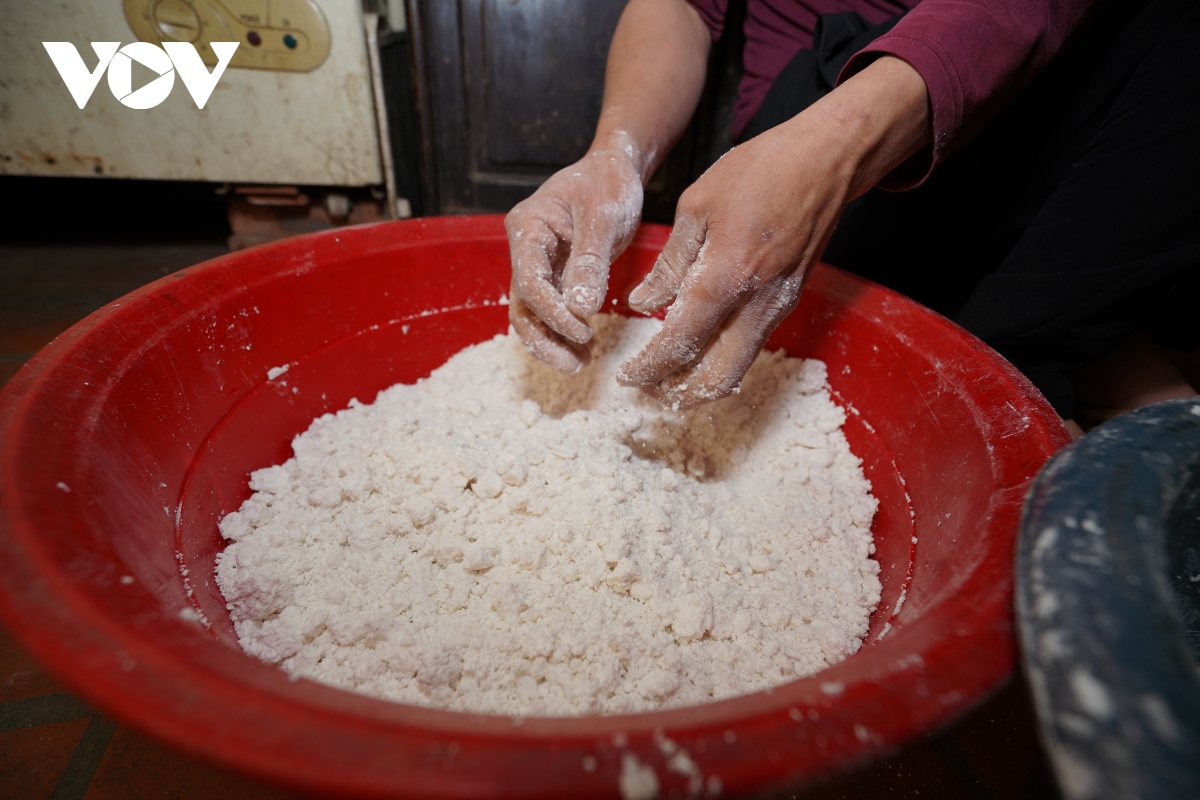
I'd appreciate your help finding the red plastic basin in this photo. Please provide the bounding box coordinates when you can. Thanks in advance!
[0,216,1068,798]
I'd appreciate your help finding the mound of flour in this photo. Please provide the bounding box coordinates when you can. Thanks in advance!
[215,315,880,716]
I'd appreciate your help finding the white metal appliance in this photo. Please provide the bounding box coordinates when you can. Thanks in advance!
[1,1,392,206]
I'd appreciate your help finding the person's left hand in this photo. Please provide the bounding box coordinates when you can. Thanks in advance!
[616,55,931,409]
[615,111,852,409]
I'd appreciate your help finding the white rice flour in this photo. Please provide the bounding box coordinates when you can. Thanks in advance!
[215,315,880,716]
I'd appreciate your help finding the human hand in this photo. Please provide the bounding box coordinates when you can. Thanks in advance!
[615,117,847,409]
[617,55,932,409]
[506,139,644,373]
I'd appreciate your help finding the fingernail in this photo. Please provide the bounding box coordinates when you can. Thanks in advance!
[628,282,650,308]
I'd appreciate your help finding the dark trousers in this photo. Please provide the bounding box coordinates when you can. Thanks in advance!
[744,0,1200,416]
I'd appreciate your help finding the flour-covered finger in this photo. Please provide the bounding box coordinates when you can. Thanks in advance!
[510,221,593,344]
[562,191,642,318]
[653,281,800,409]
[616,250,743,387]
[509,297,590,373]
[627,214,705,314]
[562,252,610,319]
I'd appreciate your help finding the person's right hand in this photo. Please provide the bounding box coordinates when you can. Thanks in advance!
[506,141,644,373]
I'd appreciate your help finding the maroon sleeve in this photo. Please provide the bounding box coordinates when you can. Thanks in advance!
[685,0,730,41]
[838,0,1100,189]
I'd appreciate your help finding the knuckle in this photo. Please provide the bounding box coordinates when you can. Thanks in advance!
[675,186,705,218]
[542,196,575,229]
[567,252,607,274]
[671,337,703,364]
[764,276,802,315]
[504,204,532,233]
[764,292,794,318]
[739,273,766,296]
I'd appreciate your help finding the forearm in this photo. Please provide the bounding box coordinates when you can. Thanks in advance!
[775,55,932,202]
[591,0,712,183]
[838,0,1098,187]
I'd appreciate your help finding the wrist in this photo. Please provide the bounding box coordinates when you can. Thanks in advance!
[795,55,932,198]
[589,125,659,185]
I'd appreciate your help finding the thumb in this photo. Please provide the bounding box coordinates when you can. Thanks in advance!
[561,254,612,320]
[561,216,621,319]
[627,214,706,314]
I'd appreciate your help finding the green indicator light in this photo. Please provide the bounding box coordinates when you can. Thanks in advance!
[283,34,297,49]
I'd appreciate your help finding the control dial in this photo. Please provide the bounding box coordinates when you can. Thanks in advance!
[151,0,202,42]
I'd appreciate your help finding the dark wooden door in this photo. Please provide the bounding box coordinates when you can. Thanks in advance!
[408,0,741,221]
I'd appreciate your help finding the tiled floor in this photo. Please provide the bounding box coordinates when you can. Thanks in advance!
[0,237,1062,799]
